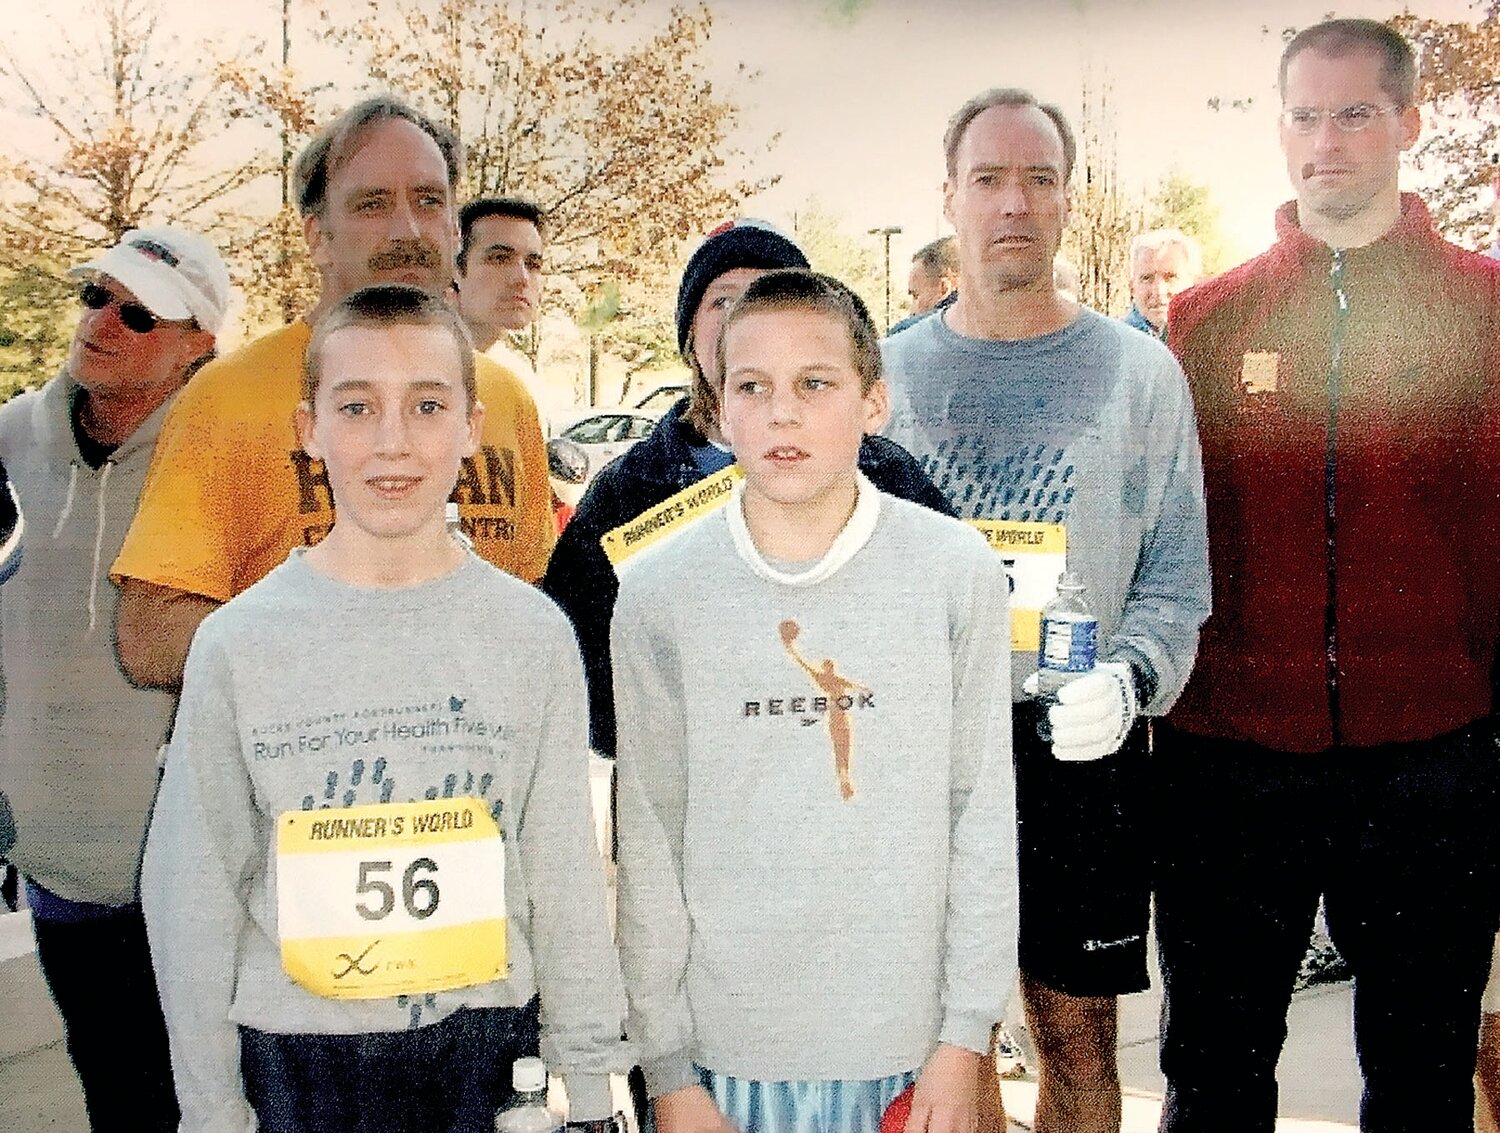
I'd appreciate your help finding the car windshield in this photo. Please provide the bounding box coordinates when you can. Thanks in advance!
[562,416,620,445]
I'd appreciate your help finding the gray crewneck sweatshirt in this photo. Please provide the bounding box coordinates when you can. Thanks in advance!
[142,550,627,1131]
[613,486,1016,1096]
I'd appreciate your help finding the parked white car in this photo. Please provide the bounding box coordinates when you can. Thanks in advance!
[556,410,657,471]
[547,410,658,509]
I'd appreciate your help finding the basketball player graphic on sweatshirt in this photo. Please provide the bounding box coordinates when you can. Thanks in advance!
[780,619,870,800]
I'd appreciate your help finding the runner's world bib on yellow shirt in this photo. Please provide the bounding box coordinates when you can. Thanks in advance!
[277,797,506,1000]
[967,520,1067,652]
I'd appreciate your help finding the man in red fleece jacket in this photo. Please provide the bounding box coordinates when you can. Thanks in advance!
[1158,17,1500,1133]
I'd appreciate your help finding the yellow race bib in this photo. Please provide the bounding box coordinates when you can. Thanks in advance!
[966,520,1067,652]
[600,466,743,567]
[276,798,506,1000]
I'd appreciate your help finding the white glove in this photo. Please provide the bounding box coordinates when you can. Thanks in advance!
[1024,660,1138,762]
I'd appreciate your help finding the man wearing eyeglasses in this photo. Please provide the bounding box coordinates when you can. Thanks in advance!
[0,226,229,1132]
[1157,18,1500,1132]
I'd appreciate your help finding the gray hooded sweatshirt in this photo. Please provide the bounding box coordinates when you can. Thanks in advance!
[0,371,180,906]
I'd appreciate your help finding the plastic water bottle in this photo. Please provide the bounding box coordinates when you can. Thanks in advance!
[495,1057,563,1133]
[1034,571,1098,740]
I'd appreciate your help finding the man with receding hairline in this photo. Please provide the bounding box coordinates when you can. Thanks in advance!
[1159,18,1500,1131]
[883,87,1209,1133]
[111,96,554,694]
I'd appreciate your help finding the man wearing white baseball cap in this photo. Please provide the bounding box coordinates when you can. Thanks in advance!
[0,223,228,1132]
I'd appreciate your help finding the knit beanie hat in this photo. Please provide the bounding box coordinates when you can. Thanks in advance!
[675,219,809,357]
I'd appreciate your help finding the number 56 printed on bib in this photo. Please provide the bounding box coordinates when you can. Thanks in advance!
[276,797,506,1000]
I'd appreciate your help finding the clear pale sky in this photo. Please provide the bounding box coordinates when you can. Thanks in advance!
[710,0,1484,267]
[4,0,1485,272]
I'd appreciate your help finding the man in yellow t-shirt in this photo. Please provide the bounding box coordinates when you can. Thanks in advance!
[112,96,555,690]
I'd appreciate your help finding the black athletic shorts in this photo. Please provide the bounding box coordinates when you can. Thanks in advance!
[1013,700,1151,998]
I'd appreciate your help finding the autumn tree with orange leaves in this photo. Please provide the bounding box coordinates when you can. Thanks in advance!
[0,0,262,388]
[325,0,775,384]
[328,0,773,287]
[1390,3,1500,249]
[2,0,774,399]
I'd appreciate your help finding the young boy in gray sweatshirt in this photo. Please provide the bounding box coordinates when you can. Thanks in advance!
[613,271,1016,1133]
[142,285,628,1133]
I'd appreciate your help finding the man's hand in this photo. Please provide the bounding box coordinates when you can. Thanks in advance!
[905,1043,981,1133]
[1023,661,1137,762]
[654,1085,738,1133]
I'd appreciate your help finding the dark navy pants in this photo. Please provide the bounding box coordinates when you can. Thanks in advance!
[1153,720,1500,1133]
[31,902,180,1133]
[240,996,540,1133]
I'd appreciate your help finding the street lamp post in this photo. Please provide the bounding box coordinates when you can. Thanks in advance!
[868,225,902,332]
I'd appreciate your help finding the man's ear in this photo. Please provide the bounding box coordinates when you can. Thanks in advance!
[176,329,217,375]
[294,401,320,459]
[1398,104,1421,152]
[304,211,329,272]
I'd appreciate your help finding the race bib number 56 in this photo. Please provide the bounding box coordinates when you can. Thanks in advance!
[276,797,506,1000]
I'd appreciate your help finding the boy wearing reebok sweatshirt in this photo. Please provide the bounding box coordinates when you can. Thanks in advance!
[614,271,1016,1133]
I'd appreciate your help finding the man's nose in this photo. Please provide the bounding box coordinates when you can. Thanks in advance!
[389,196,422,239]
[997,177,1029,214]
[1310,113,1346,151]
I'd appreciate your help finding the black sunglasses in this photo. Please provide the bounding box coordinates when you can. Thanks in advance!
[78,281,191,334]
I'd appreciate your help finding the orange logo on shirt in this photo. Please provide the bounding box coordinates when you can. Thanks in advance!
[779,620,870,801]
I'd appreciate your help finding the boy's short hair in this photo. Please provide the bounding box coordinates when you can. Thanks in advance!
[715,269,884,396]
[304,284,477,408]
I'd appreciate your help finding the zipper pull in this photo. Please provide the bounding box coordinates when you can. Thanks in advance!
[1329,249,1348,312]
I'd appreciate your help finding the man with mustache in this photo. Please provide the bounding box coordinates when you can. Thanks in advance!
[111,96,554,691]
[882,87,1210,1133]
[1156,19,1500,1131]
